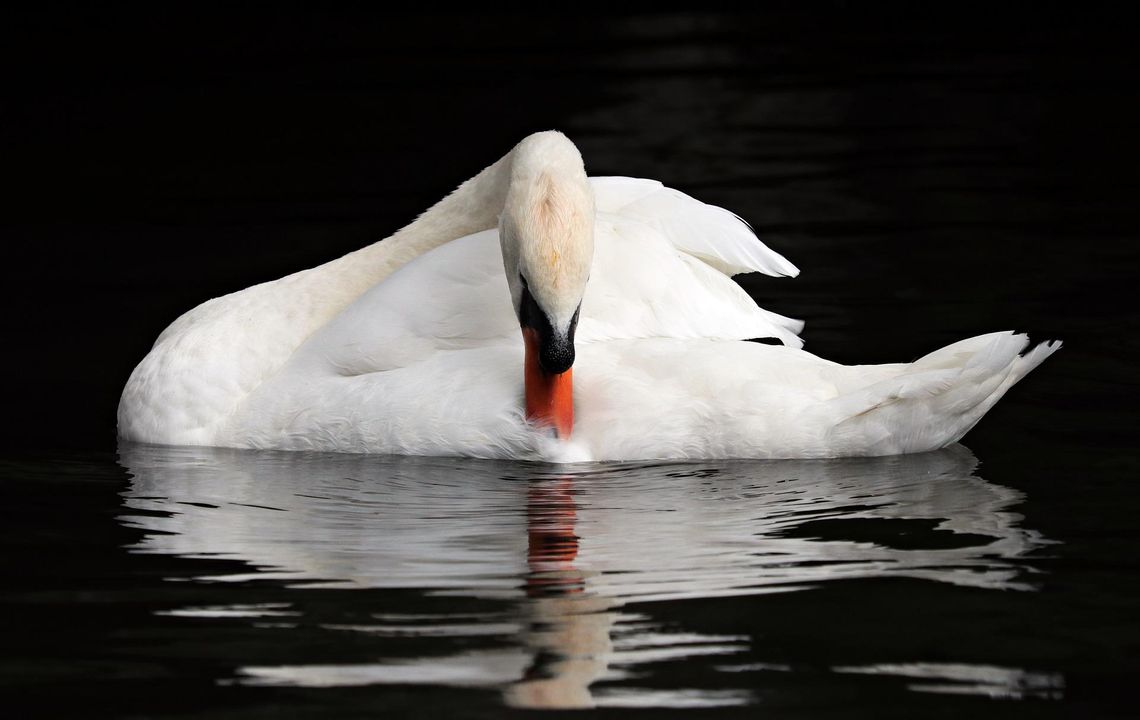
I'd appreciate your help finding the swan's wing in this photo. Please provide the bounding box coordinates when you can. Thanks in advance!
[580,215,804,347]
[292,208,804,380]
[591,176,799,278]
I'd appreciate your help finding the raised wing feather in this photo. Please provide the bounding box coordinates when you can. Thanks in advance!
[591,176,799,278]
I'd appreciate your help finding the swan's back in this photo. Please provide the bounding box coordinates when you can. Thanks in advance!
[118,256,381,445]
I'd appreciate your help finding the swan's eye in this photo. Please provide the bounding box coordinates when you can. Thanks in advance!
[518,273,529,291]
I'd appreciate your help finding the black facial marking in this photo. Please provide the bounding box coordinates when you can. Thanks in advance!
[519,274,580,374]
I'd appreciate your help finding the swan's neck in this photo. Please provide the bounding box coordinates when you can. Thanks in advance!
[372,156,513,266]
[305,130,586,325]
[320,152,514,301]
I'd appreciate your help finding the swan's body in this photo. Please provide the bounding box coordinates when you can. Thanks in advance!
[119,132,1058,461]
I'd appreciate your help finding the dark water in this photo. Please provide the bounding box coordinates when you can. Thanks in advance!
[4,9,1138,718]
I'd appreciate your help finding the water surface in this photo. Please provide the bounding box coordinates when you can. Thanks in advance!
[112,443,1055,710]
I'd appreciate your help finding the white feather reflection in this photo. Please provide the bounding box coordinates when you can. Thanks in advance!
[119,443,1051,708]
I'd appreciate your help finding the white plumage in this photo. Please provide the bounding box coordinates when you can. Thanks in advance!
[118,131,1059,461]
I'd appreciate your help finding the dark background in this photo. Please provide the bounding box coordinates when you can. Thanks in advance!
[5,6,1137,452]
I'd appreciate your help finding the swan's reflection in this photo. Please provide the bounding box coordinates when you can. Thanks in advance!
[507,479,615,708]
[118,443,1050,708]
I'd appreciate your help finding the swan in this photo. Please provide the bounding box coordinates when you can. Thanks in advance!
[118,131,1059,461]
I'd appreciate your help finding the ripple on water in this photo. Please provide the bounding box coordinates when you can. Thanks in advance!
[118,442,1052,709]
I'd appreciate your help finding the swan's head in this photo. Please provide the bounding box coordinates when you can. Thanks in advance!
[499,132,594,439]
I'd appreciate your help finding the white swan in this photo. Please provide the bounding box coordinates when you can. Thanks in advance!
[118,131,1059,461]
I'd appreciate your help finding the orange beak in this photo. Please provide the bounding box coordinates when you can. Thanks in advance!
[523,328,573,438]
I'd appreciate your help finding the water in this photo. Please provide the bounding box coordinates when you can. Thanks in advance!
[5,8,1138,718]
[5,441,1133,716]
[117,444,1051,708]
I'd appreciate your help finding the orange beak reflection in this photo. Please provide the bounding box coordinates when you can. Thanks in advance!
[523,328,574,439]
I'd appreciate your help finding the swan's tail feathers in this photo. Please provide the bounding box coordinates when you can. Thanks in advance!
[827,332,1061,455]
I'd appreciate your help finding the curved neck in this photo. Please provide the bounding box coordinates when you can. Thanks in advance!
[378,154,514,266]
[321,151,514,300]
[279,132,584,358]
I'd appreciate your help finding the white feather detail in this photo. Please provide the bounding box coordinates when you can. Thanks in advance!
[591,176,799,278]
